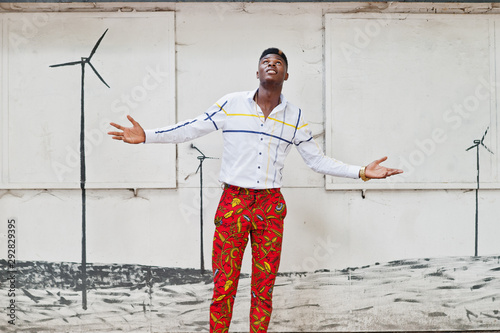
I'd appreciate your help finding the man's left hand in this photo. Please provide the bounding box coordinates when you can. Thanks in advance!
[365,156,403,179]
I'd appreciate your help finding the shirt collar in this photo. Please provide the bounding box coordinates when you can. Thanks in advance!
[247,89,287,113]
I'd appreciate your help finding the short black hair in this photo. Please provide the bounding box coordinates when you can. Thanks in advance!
[259,48,288,68]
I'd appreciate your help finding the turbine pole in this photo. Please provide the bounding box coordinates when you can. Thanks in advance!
[80,59,88,309]
[466,127,493,258]
[190,144,217,274]
[50,30,109,310]
[474,144,479,257]
[198,155,204,274]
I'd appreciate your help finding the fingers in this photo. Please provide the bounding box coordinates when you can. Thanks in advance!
[383,170,400,178]
[109,122,123,130]
[381,168,403,178]
[127,115,140,127]
[110,115,138,130]
[108,115,140,143]
[367,156,387,170]
[108,129,126,141]
[374,156,388,165]
[108,130,124,140]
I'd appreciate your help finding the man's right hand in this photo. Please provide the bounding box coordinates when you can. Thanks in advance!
[108,115,146,144]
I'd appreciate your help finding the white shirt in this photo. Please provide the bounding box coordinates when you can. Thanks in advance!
[145,90,361,189]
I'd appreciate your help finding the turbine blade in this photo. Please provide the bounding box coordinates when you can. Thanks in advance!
[466,144,478,151]
[88,29,109,62]
[481,142,494,154]
[87,61,110,88]
[191,144,204,157]
[50,60,83,68]
[481,126,490,143]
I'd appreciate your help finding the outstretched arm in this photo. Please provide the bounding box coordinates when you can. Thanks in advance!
[363,156,403,180]
[108,115,146,144]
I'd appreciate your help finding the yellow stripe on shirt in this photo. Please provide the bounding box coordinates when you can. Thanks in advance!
[216,103,306,129]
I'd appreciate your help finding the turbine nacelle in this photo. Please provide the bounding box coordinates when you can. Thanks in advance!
[466,127,493,154]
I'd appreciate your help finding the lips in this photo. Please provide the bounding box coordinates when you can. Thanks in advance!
[266,68,277,74]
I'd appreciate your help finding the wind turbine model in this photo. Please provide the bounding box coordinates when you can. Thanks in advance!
[465,126,493,257]
[186,144,217,274]
[50,29,110,310]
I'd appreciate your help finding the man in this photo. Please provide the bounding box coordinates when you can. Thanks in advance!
[108,48,403,333]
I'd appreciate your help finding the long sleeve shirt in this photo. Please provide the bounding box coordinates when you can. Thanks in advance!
[145,89,361,189]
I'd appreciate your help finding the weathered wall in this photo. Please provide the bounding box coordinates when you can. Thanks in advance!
[0,3,500,331]
[0,0,499,272]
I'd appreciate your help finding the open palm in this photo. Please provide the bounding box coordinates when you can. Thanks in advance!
[108,115,146,144]
[365,156,403,179]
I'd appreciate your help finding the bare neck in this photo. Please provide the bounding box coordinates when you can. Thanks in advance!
[255,86,282,119]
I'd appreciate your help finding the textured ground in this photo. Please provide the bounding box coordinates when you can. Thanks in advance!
[1,256,500,332]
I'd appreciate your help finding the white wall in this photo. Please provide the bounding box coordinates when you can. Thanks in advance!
[0,2,499,274]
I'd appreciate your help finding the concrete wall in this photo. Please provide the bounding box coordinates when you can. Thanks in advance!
[2,3,500,332]
[1,1,499,274]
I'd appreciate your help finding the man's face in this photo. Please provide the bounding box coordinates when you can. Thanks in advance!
[256,54,289,84]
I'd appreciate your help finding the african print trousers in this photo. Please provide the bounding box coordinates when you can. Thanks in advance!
[210,185,287,333]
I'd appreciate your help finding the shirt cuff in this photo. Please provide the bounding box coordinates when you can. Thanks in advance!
[144,129,158,144]
[349,165,362,179]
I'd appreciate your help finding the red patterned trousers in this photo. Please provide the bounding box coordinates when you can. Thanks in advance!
[210,185,287,333]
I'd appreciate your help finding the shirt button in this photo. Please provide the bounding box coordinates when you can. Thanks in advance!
[259,152,262,155]
[260,138,263,141]
[258,166,261,169]
[257,181,260,183]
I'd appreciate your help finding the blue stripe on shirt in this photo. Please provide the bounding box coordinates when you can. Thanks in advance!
[283,108,302,151]
[296,136,313,146]
[291,108,301,142]
[155,119,197,134]
[204,100,228,130]
[272,106,287,187]
[290,109,313,146]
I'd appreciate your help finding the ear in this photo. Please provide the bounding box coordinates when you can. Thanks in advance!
[256,70,260,79]
[284,72,289,81]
